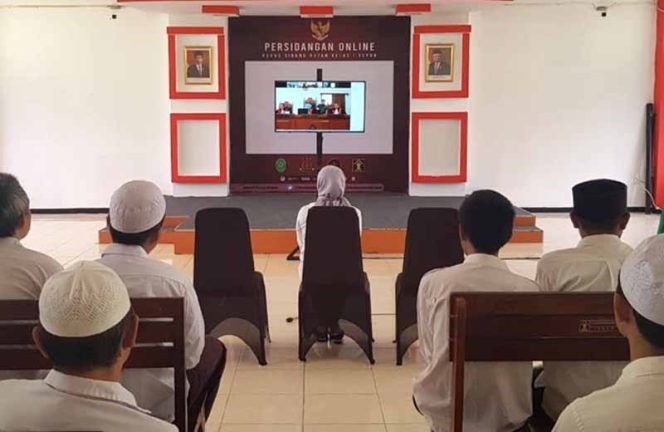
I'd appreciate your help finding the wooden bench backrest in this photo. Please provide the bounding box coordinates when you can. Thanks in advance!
[449,292,630,432]
[0,298,187,432]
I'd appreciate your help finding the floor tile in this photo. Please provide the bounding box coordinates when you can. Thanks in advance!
[304,394,383,424]
[238,345,303,370]
[231,369,304,394]
[378,393,426,424]
[223,394,303,424]
[305,345,374,370]
[385,424,430,432]
[305,425,386,432]
[220,425,302,432]
[305,368,375,394]
[373,365,421,395]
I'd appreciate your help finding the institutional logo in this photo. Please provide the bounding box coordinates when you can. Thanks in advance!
[311,20,331,42]
[274,158,288,174]
[352,159,366,173]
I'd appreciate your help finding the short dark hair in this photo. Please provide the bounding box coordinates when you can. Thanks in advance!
[617,285,664,349]
[459,190,515,255]
[108,217,164,246]
[38,311,134,371]
[0,173,30,238]
[574,214,625,233]
[194,51,205,58]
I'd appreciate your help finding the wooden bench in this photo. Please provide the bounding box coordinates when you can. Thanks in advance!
[0,298,187,432]
[449,292,630,432]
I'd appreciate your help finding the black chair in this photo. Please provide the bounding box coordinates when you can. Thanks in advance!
[194,208,269,365]
[298,206,375,364]
[395,208,464,365]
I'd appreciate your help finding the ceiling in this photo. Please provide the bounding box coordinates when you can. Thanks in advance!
[0,0,649,16]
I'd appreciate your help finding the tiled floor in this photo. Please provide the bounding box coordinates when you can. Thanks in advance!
[22,213,660,431]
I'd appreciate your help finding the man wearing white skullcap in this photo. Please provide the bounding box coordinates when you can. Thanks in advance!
[554,235,664,431]
[98,180,225,431]
[535,179,632,420]
[0,261,177,432]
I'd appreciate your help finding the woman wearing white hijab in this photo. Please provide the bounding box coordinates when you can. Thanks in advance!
[295,165,362,342]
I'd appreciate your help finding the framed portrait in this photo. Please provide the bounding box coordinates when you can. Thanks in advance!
[425,43,454,83]
[412,25,471,99]
[167,27,226,100]
[184,46,214,85]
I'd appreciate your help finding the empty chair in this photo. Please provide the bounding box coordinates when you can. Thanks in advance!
[194,208,269,365]
[298,206,374,363]
[395,207,464,365]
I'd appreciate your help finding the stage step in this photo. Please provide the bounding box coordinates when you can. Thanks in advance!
[99,214,543,255]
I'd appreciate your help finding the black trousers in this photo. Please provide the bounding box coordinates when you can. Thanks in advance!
[186,336,227,432]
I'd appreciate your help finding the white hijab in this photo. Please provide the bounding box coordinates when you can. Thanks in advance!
[315,165,351,207]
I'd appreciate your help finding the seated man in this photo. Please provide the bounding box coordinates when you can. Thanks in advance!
[414,190,537,432]
[0,261,177,432]
[554,235,664,431]
[98,180,225,430]
[536,179,631,420]
[0,173,62,298]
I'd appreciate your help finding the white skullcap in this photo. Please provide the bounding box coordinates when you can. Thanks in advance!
[39,261,131,338]
[109,180,166,234]
[620,235,664,326]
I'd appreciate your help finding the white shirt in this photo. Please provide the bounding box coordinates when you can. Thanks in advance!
[295,202,363,277]
[414,253,537,432]
[536,234,633,420]
[0,236,62,381]
[0,369,177,432]
[553,356,664,432]
[0,236,62,299]
[98,243,205,420]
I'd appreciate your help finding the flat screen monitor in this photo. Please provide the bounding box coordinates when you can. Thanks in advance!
[274,80,366,133]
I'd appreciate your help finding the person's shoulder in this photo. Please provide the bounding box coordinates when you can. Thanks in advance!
[298,202,316,215]
[131,412,179,432]
[420,262,466,287]
[16,245,63,274]
[116,254,193,291]
[506,270,540,291]
[554,384,618,431]
[0,379,38,399]
[539,247,582,267]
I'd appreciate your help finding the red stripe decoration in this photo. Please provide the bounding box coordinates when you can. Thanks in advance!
[411,112,468,183]
[201,5,240,16]
[396,4,432,15]
[171,113,227,184]
[299,6,334,17]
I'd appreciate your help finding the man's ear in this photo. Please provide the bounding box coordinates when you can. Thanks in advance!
[619,212,631,230]
[614,292,634,337]
[122,313,139,350]
[32,327,50,360]
[570,211,580,229]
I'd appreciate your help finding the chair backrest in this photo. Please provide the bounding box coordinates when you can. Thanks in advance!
[303,206,363,286]
[402,208,464,288]
[448,292,629,432]
[0,298,187,432]
[194,207,256,293]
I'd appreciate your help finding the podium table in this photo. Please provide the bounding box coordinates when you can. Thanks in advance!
[276,114,351,131]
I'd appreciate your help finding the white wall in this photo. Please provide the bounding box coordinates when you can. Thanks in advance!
[0,7,171,208]
[411,4,656,207]
[0,5,656,207]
